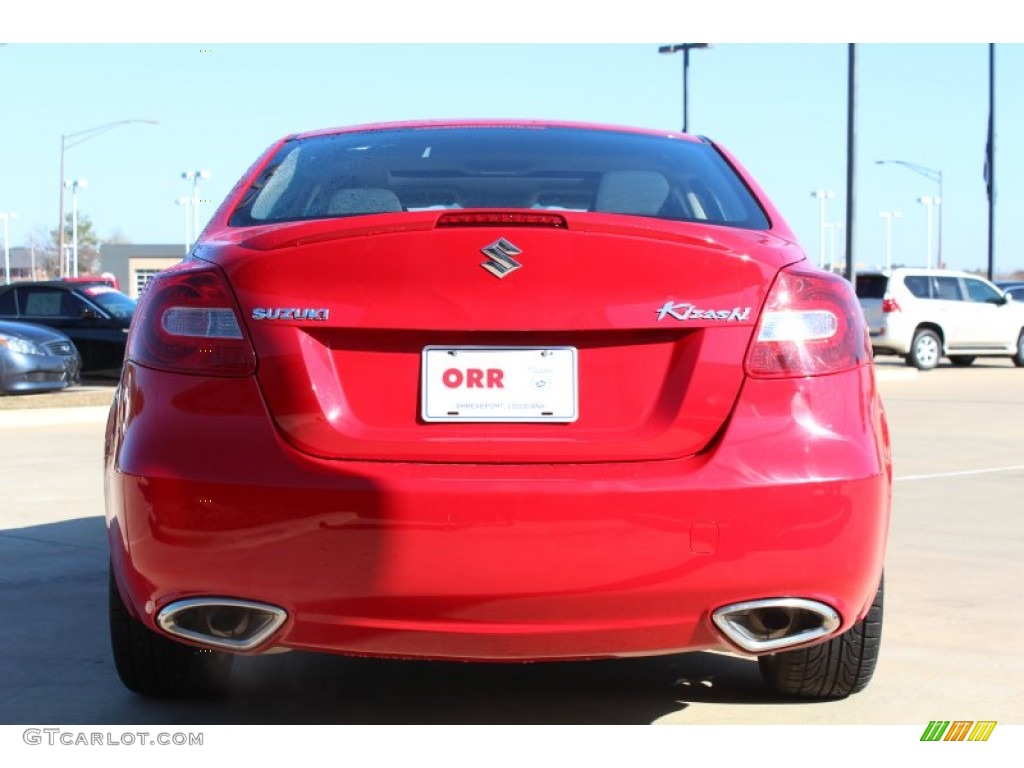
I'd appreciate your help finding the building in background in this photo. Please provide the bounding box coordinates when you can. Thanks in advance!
[5,247,43,282]
[99,244,182,298]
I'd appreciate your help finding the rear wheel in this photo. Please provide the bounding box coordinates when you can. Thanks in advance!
[758,578,883,699]
[906,329,941,370]
[949,355,975,367]
[1013,332,1024,368]
[109,567,233,697]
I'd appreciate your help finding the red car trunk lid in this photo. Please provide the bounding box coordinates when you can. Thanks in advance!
[216,218,796,463]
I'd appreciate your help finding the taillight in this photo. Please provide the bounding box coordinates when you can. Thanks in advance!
[127,261,256,377]
[745,266,869,378]
[881,294,901,313]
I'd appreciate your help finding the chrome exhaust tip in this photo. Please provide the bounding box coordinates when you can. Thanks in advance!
[156,598,287,652]
[712,598,840,653]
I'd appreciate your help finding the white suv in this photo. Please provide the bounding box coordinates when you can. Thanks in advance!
[856,268,1024,369]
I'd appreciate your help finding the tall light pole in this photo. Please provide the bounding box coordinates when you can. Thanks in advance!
[875,159,942,266]
[986,43,995,280]
[176,197,193,253]
[918,196,938,269]
[1,211,18,285]
[64,180,87,278]
[827,221,845,272]
[182,170,211,249]
[658,43,710,133]
[59,119,158,274]
[811,190,836,268]
[879,210,902,271]
[844,44,857,283]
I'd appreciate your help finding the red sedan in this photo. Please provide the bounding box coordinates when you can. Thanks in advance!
[105,120,890,699]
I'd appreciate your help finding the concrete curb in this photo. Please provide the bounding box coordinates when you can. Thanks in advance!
[0,386,115,412]
[0,405,111,429]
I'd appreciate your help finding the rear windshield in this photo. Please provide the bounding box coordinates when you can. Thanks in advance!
[855,274,889,299]
[228,126,770,230]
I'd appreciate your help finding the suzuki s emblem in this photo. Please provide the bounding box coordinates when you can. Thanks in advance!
[480,238,523,279]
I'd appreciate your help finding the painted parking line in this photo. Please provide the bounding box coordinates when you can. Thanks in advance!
[896,465,1024,482]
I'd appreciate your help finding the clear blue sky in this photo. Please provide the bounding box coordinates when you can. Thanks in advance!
[3,9,1023,274]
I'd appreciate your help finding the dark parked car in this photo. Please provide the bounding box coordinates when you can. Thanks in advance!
[0,320,81,395]
[0,280,135,374]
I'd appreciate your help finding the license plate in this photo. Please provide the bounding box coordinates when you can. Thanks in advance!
[421,346,578,423]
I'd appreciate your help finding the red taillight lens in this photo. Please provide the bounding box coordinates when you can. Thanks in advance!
[745,266,869,378]
[127,261,256,377]
[881,295,901,313]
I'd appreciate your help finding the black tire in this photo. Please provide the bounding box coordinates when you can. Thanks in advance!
[1013,332,1024,368]
[949,355,976,367]
[109,567,233,697]
[906,329,941,370]
[758,577,883,699]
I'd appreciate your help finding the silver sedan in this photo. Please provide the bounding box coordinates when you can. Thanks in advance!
[0,320,81,395]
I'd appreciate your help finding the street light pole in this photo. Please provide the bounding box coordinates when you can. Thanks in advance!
[811,190,836,268]
[64,180,87,278]
[182,170,211,250]
[658,43,710,133]
[1,211,18,285]
[875,159,942,266]
[918,196,935,269]
[986,43,995,280]
[879,211,902,271]
[828,221,845,272]
[59,119,158,274]
[176,197,193,254]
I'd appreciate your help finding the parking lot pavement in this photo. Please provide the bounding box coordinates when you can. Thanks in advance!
[0,361,1022,725]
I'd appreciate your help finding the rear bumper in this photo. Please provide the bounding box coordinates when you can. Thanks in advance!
[868,318,914,355]
[105,362,891,661]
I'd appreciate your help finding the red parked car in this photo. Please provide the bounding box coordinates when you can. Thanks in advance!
[105,120,891,699]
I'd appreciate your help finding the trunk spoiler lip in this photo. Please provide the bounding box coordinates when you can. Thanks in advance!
[210,212,793,262]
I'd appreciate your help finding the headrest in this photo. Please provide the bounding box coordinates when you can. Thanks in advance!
[326,188,402,215]
[594,171,670,216]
